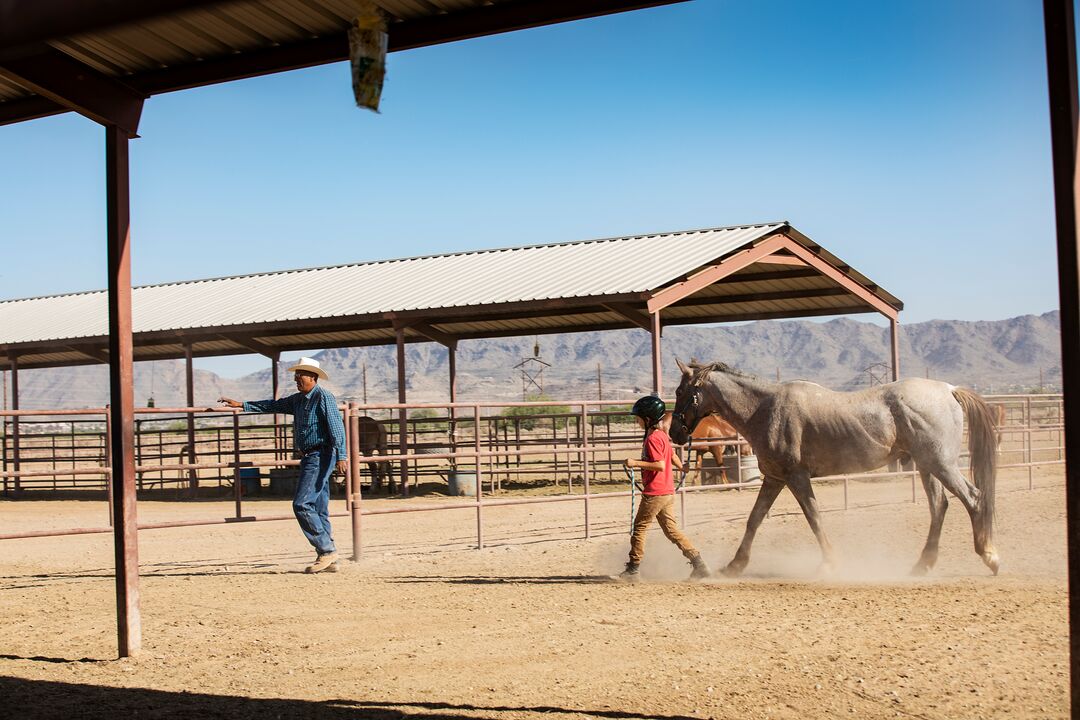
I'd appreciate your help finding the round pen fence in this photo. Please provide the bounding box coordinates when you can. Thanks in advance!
[0,395,1066,554]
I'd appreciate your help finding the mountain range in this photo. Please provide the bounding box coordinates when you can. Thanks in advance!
[5,311,1063,410]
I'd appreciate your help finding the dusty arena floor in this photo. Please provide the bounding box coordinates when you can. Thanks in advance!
[0,467,1069,719]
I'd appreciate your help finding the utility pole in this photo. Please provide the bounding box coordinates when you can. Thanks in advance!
[597,362,603,401]
[362,361,368,405]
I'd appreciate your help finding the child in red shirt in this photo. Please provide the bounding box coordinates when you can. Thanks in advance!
[619,395,710,583]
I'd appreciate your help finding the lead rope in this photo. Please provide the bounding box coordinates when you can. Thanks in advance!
[625,425,651,536]
[676,435,692,491]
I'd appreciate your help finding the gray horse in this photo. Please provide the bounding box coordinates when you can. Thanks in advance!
[669,359,999,577]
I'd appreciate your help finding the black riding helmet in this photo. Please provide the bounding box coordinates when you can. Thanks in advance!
[631,395,666,425]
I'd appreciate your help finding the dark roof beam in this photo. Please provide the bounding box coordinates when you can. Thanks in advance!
[0,0,225,54]
[400,322,459,349]
[726,267,820,283]
[66,344,110,363]
[668,286,853,309]
[0,45,143,134]
[217,333,278,358]
[601,302,652,331]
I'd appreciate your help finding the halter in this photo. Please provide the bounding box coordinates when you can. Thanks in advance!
[672,384,705,439]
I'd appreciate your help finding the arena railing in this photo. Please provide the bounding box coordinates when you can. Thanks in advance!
[0,394,1065,553]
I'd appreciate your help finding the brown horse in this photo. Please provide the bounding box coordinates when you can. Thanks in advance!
[665,412,751,484]
[357,416,392,492]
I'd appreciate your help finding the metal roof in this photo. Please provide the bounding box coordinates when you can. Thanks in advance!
[0,222,902,370]
[0,0,689,125]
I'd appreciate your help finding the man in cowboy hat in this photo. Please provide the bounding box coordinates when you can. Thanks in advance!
[220,357,346,574]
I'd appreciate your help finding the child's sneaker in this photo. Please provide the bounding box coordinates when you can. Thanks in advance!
[688,554,711,581]
[617,562,641,583]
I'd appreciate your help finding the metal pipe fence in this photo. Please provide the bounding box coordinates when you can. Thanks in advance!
[0,395,1066,553]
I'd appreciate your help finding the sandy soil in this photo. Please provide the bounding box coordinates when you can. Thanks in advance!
[0,466,1068,719]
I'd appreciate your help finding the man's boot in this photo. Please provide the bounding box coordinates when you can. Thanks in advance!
[688,553,711,581]
[305,551,339,574]
[617,561,641,583]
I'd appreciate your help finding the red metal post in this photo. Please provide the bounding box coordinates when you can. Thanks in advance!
[581,403,590,539]
[10,353,19,493]
[396,326,409,495]
[105,406,113,526]
[232,410,242,519]
[105,124,140,658]
[448,341,457,452]
[1043,1,1080,709]
[650,310,662,395]
[475,403,484,549]
[348,404,362,560]
[184,344,197,495]
[271,352,283,463]
[890,318,901,381]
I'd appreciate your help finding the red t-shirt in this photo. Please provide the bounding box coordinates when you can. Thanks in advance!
[640,428,675,496]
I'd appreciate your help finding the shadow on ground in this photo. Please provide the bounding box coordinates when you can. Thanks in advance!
[0,677,700,720]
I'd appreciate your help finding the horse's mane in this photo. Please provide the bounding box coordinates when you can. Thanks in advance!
[688,360,752,380]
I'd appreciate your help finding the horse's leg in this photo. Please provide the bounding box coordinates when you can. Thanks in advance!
[713,447,727,483]
[926,462,999,575]
[723,477,785,577]
[911,469,948,576]
[694,449,706,486]
[786,470,837,575]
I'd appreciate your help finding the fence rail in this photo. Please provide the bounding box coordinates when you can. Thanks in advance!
[0,394,1066,553]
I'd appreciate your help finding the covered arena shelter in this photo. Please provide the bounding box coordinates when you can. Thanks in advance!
[0,1,1077,704]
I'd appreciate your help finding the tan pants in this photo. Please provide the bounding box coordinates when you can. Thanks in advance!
[629,494,699,564]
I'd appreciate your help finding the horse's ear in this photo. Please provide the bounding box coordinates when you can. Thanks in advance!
[676,357,691,376]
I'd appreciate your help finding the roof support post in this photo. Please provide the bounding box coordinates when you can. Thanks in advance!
[105,124,141,658]
[651,310,662,396]
[448,341,458,449]
[270,352,284,464]
[10,352,19,493]
[889,319,901,382]
[271,353,281,400]
[1043,0,1080,708]
[395,326,408,497]
[184,344,197,496]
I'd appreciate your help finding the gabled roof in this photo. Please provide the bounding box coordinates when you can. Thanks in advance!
[0,222,902,370]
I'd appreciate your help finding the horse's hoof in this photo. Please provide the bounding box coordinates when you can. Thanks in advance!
[818,561,837,577]
[909,563,929,577]
[721,562,745,578]
[983,551,1000,576]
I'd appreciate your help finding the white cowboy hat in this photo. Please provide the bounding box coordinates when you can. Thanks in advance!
[286,357,328,381]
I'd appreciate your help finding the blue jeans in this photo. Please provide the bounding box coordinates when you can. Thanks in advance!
[294,448,337,555]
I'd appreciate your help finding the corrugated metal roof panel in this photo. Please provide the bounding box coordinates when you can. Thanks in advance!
[0,223,903,369]
[0,223,783,343]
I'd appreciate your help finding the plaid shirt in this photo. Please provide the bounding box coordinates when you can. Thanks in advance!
[243,384,346,457]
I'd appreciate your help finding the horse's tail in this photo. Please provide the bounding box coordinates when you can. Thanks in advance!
[952,387,998,542]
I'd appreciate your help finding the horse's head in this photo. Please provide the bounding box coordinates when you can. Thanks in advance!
[670,357,711,445]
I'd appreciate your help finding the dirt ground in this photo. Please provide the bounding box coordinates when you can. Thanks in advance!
[0,466,1069,719]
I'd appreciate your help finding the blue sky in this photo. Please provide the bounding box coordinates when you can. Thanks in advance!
[0,0,1058,377]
